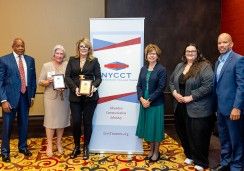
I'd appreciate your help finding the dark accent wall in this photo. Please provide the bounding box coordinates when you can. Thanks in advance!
[106,0,221,124]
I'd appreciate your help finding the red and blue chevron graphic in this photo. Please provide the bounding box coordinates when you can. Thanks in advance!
[104,62,129,71]
[98,92,138,104]
[93,37,141,51]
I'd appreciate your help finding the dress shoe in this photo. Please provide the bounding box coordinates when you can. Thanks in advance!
[184,158,194,165]
[149,152,160,162]
[211,164,230,171]
[144,155,152,160]
[83,146,89,160]
[19,149,32,156]
[70,147,81,159]
[194,165,204,171]
[2,154,10,162]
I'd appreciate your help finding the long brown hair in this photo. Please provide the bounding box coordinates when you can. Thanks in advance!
[182,43,209,80]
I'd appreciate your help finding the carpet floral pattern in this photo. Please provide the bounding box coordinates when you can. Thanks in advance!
[0,134,197,171]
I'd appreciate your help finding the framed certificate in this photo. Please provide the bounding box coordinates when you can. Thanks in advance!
[79,79,92,95]
[53,74,66,89]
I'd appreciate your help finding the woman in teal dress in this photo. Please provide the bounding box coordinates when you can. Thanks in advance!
[136,44,167,162]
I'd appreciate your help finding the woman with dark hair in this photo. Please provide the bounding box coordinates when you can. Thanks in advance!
[136,44,167,162]
[65,38,102,160]
[169,43,214,170]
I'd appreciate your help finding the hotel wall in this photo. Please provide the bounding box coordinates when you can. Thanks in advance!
[0,0,105,116]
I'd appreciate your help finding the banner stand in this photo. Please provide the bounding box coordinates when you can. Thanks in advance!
[89,18,144,154]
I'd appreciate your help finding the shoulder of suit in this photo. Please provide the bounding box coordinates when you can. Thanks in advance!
[69,56,78,61]
[24,54,34,59]
[43,61,52,67]
[141,65,147,70]
[156,63,166,70]
[89,57,98,62]
[231,51,242,58]
[0,53,13,59]
[175,62,184,69]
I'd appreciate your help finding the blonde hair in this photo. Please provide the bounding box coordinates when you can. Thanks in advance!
[144,44,161,62]
[75,37,94,61]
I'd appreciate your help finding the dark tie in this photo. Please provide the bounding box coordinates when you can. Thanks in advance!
[18,56,26,93]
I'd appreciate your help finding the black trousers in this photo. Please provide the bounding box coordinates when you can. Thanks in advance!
[187,115,214,168]
[175,104,192,159]
[70,99,97,148]
[175,104,214,168]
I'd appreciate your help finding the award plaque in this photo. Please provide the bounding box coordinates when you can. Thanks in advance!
[79,75,92,95]
[53,74,66,89]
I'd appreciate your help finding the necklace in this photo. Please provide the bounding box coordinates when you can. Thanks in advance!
[80,59,86,64]
[80,58,86,72]
[80,57,86,63]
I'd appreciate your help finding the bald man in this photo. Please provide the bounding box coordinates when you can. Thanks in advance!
[211,33,244,171]
[0,38,36,162]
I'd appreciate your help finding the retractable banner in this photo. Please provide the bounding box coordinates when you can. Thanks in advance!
[89,18,144,153]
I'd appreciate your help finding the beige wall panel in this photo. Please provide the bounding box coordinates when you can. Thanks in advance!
[0,0,105,116]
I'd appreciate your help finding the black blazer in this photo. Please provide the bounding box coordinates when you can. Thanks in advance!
[137,63,167,106]
[65,56,102,102]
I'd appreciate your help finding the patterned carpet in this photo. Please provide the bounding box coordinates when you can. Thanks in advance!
[0,134,197,171]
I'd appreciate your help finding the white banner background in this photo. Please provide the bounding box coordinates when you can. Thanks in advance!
[89,18,144,153]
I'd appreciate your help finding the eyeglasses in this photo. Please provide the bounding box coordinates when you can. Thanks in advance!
[148,52,157,55]
[79,45,89,49]
[185,50,197,54]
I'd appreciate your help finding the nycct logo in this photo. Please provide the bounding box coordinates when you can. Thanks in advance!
[102,62,132,80]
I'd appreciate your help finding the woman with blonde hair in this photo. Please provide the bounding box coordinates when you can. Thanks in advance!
[65,38,102,160]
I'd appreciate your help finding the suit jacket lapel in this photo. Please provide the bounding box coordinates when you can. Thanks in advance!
[175,64,185,91]
[24,55,30,85]
[218,53,233,82]
[10,54,20,76]
[214,60,219,85]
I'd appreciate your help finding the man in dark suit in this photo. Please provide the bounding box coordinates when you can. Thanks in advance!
[0,38,36,162]
[211,33,244,171]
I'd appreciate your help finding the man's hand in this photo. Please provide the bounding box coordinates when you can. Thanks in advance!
[30,98,34,107]
[2,101,12,113]
[230,108,241,120]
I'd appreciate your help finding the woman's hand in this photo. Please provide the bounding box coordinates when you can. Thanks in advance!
[182,95,193,103]
[140,97,150,108]
[87,86,95,97]
[172,90,183,103]
[75,87,81,96]
[41,77,53,87]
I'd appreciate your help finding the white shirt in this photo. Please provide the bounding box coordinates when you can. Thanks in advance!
[13,51,28,86]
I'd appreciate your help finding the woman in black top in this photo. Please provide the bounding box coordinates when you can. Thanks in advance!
[169,43,214,170]
[65,38,102,160]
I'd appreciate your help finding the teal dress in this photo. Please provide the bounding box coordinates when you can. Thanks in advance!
[136,71,164,142]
